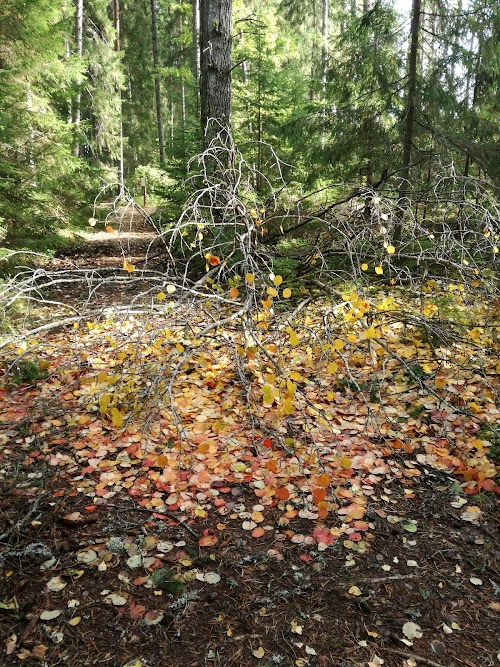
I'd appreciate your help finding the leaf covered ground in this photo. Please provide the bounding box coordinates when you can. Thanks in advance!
[1,221,499,667]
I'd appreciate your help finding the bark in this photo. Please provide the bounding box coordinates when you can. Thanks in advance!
[193,0,201,108]
[74,0,84,155]
[394,0,421,245]
[464,32,483,177]
[199,0,232,150]
[320,0,329,150]
[113,0,124,195]
[150,0,165,168]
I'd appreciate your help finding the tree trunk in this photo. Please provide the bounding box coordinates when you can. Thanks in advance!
[150,0,165,168]
[464,31,483,177]
[113,0,124,195]
[193,0,201,111]
[74,0,84,155]
[320,0,329,150]
[394,0,421,245]
[199,0,232,150]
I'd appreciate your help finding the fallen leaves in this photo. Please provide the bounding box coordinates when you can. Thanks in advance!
[103,593,128,606]
[47,577,67,592]
[402,622,423,640]
[195,572,221,584]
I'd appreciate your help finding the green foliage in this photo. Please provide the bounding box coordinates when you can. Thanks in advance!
[1,359,48,388]
[132,165,178,201]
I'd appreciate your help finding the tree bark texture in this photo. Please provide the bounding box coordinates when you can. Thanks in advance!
[320,0,329,149]
[113,0,124,194]
[193,0,201,90]
[199,0,232,149]
[150,0,165,168]
[394,0,421,244]
[73,0,84,155]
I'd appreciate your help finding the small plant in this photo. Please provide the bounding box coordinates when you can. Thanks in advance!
[1,359,49,388]
[150,567,185,594]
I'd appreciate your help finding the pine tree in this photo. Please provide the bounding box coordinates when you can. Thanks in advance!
[0,0,82,239]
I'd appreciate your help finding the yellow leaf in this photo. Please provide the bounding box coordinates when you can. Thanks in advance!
[289,331,300,347]
[157,292,166,301]
[375,265,383,275]
[175,343,185,353]
[332,338,344,351]
[361,263,368,271]
[387,245,395,254]
[111,408,124,427]
[267,286,278,297]
[435,376,446,389]
[365,326,377,340]
[339,456,352,468]
[347,333,357,343]
[290,372,302,382]
[123,260,135,273]
[273,275,283,286]
[97,371,109,384]
[68,617,81,626]
[327,362,338,374]
[348,585,362,596]
[282,288,292,298]
[99,393,111,415]
[283,398,294,415]
[245,273,254,284]
[252,647,265,659]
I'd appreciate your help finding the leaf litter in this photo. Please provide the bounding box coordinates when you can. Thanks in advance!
[0,255,499,666]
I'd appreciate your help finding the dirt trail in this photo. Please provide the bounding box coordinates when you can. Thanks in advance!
[60,205,162,269]
[45,205,168,310]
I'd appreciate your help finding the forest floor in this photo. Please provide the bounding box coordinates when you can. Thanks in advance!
[0,211,499,667]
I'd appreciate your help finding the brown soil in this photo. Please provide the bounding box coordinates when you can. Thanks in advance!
[0,454,498,667]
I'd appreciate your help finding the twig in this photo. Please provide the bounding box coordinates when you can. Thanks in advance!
[364,574,420,584]
[385,647,445,667]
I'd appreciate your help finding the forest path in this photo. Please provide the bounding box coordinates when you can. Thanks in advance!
[44,203,169,311]
[64,204,162,269]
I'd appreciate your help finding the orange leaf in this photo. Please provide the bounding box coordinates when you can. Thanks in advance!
[198,529,218,547]
[208,254,220,266]
[276,487,289,501]
[317,473,331,488]
[262,438,273,449]
[251,526,266,538]
[313,488,327,504]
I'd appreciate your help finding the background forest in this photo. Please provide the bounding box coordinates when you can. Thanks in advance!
[1,0,498,245]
